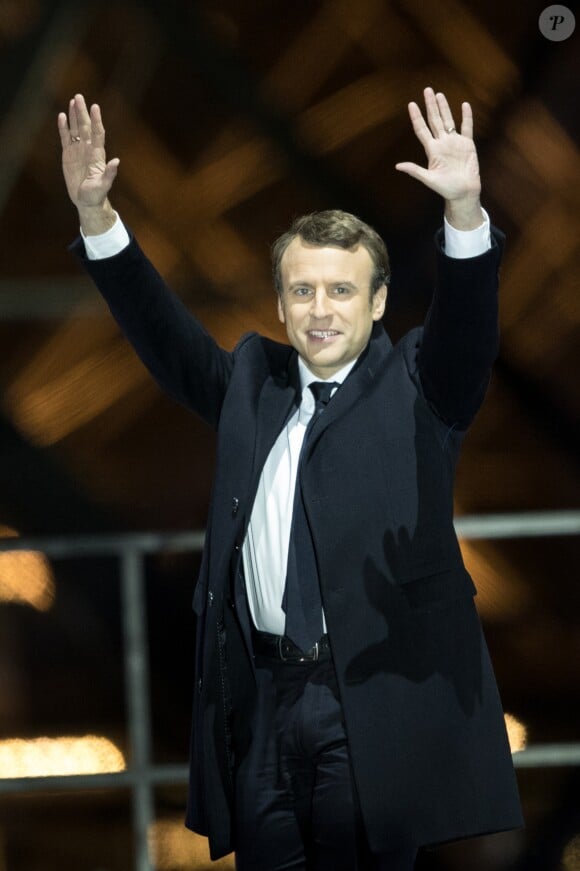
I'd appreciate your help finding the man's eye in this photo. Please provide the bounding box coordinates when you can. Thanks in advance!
[293,287,312,297]
[334,286,350,295]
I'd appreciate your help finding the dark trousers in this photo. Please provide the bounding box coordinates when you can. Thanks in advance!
[233,651,418,871]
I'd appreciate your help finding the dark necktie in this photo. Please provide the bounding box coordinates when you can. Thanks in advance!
[283,380,338,652]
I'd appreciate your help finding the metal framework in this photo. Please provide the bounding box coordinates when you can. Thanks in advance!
[0,511,579,871]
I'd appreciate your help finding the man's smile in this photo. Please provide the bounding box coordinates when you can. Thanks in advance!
[307,329,341,342]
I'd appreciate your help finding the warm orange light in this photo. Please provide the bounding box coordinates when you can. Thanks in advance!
[148,818,234,870]
[0,736,126,778]
[0,526,55,611]
[562,834,580,871]
[458,539,530,620]
[6,336,147,446]
[504,713,528,753]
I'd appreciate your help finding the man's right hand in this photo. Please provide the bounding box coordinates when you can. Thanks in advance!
[57,94,119,235]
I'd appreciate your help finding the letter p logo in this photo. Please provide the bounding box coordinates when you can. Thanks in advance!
[539,5,576,40]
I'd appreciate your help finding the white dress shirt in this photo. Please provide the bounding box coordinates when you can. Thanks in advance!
[242,357,354,635]
[82,211,491,634]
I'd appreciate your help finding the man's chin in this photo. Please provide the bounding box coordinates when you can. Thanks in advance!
[299,350,348,378]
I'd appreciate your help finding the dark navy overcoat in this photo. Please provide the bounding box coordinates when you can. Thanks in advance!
[75,227,523,859]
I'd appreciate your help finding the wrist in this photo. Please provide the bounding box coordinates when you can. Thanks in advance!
[444,196,484,231]
[78,199,117,236]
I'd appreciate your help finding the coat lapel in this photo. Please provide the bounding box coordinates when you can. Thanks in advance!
[305,323,393,454]
[234,353,298,674]
[251,353,299,483]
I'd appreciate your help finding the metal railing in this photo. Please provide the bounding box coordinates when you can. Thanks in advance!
[0,511,579,871]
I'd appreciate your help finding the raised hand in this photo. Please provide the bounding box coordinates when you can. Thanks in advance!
[58,94,119,232]
[396,88,482,228]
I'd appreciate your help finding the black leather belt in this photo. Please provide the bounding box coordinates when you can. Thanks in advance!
[253,631,331,663]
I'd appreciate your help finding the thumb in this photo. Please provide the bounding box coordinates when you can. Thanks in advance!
[102,157,120,188]
[394,162,430,185]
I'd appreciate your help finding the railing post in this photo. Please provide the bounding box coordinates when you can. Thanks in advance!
[120,547,155,871]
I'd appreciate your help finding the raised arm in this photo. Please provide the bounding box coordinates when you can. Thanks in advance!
[58,95,234,427]
[396,88,500,429]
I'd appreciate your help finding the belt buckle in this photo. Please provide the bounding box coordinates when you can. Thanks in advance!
[309,642,319,662]
[297,641,319,663]
[277,638,319,662]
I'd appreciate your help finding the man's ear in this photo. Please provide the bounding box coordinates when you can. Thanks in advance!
[372,284,387,320]
[277,294,286,324]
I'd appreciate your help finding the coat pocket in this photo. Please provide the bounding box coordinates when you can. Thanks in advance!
[399,564,476,610]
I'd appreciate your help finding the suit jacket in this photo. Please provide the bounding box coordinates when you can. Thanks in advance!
[74,226,523,859]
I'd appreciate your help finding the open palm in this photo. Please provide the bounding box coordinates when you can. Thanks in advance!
[396,88,481,202]
[58,94,119,209]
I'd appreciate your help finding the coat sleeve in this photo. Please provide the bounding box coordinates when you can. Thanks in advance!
[417,225,504,430]
[70,233,234,429]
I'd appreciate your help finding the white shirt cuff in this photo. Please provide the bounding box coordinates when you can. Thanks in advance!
[81,212,130,260]
[443,208,491,259]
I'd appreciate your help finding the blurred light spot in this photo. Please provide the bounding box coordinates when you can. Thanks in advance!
[148,818,234,870]
[402,0,519,100]
[0,526,55,611]
[7,342,146,446]
[0,736,126,778]
[504,713,528,753]
[562,834,580,871]
[458,539,530,620]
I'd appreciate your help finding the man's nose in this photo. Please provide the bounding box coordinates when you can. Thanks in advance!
[310,288,330,318]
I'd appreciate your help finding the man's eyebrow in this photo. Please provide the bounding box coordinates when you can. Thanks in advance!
[288,280,315,289]
[287,280,359,289]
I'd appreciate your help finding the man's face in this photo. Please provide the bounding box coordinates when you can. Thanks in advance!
[277,237,387,379]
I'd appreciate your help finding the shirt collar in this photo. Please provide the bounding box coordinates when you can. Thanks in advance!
[297,355,358,393]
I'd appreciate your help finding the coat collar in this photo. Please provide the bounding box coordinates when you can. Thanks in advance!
[252,322,392,472]
[304,321,393,450]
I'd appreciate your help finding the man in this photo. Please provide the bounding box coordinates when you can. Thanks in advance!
[58,88,522,870]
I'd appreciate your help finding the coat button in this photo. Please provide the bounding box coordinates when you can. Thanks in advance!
[198,677,203,692]
[208,590,214,606]
[234,543,240,553]
[232,497,239,517]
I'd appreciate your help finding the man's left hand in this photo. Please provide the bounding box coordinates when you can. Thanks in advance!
[396,88,483,229]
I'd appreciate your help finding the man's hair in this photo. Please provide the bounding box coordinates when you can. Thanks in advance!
[271,209,390,297]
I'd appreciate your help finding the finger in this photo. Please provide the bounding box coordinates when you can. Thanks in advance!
[73,94,92,140]
[90,103,106,149]
[68,97,79,137]
[57,111,72,148]
[460,101,473,139]
[406,101,433,150]
[435,91,457,135]
[423,86,445,137]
